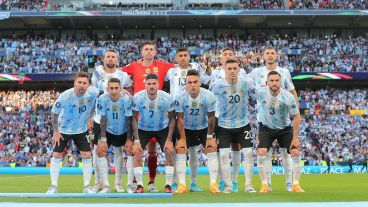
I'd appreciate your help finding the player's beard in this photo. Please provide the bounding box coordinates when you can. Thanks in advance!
[105,63,116,69]
[148,88,157,96]
[270,85,280,92]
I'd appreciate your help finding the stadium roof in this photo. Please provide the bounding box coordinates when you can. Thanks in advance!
[0,10,368,29]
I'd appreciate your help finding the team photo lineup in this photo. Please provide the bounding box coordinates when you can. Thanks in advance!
[46,43,306,195]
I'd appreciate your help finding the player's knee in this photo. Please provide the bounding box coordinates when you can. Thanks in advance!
[53,152,63,159]
[134,149,143,158]
[205,146,216,153]
[124,142,133,155]
[80,151,91,159]
[97,148,107,158]
[148,150,156,157]
[176,147,187,154]
[290,149,300,157]
[231,143,241,151]
[257,148,268,156]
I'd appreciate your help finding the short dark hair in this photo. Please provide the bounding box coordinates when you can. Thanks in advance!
[225,59,239,65]
[145,73,158,81]
[267,70,281,77]
[108,77,121,85]
[75,72,89,82]
[221,47,233,54]
[186,69,199,77]
[141,42,155,50]
[104,49,119,59]
[263,45,277,53]
[176,47,188,53]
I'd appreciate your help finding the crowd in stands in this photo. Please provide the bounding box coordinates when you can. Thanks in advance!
[1,32,367,74]
[1,0,368,11]
[0,87,366,169]
[289,0,368,10]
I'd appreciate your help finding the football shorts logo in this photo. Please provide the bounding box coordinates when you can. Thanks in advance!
[149,103,155,109]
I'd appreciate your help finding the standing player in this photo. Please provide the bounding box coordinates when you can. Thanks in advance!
[95,78,133,193]
[47,72,100,194]
[131,74,176,193]
[211,59,256,193]
[91,49,133,193]
[210,48,247,192]
[248,45,298,191]
[174,69,220,194]
[164,47,210,192]
[123,42,174,192]
[255,71,304,193]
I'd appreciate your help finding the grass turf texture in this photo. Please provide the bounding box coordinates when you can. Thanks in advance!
[0,174,367,203]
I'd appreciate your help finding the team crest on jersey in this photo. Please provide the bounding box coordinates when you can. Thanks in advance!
[231,88,237,93]
[192,102,197,107]
[112,105,118,111]
[79,99,84,106]
[145,68,151,74]
[181,71,187,76]
[149,103,155,109]
[153,67,158,73]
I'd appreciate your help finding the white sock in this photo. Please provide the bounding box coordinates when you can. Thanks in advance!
[126,156,134,185]
[207,152,218,185]
[257,155,268,185]
[50,157,61,187]
[133,167,143,186]
[265,150,272,185]
[172,151,178,184]
[231,151,241,183]
[113,147,123,187]
[165,166,174,186]
[176,154,187,185]
[242,148,254,187]
[93,146,100,186]
[219,148,231,187]
[188,146,199,184]
[82,158,93,187]
[280,148,293,184]
[97,157,110,187]
[292,156,302,185]
[217,152,223,181]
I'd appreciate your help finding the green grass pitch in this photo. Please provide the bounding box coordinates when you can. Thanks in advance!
[0,173,367,203]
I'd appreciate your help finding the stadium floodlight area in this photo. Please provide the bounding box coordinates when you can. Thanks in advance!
[0,193,173,198]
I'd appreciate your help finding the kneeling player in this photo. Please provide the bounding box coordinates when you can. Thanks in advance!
[174,69,220,194]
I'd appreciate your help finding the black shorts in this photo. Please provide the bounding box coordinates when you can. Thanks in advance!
[258,123,293,153]
[92,121,101,145]
[217,124,252,149]
[54,131,91,153]
[106,132,127,148]
[138,127,168,151]
[185,128,208,148]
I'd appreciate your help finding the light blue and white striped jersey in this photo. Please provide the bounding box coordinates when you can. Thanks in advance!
[51,86,100,134]
[174,88,216,130]
[211,77,255,129]
[165,63,210,95]
[255,86,299,130]
[91,65,132,124]
[209,67,247,89]
[132,90,175,131]
[248,66,294,89]
[96,92,132,135]
[248,66,295,122]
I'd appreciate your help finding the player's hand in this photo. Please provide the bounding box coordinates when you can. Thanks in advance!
[133,141,143,155]
[52,131,64,147]
[175,138,187,151]
[205,138,217,153]
[87,119,93,130]
[290,137,300,151]
[164,139,174,153]
[97,141,108,153]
